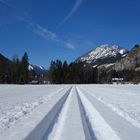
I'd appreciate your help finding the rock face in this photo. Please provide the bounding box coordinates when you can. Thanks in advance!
[77,44,128,67]
[114,45,140,71]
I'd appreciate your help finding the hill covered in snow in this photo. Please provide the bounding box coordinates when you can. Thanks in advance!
[28,64,47,75]
[77,44,128,67]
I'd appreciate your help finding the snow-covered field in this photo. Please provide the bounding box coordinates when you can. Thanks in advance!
[0,84,140,140]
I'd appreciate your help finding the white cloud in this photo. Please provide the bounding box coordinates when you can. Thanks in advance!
[61,0,83,25]
[18,17,57,41]
[65,42,75,50]
[35,25,58,41]
[18,16,75,50]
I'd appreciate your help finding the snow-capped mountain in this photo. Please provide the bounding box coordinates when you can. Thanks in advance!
[28,64,47,75]
[77,44,128,67]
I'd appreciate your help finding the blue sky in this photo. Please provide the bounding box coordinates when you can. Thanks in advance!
[0,0,140,68]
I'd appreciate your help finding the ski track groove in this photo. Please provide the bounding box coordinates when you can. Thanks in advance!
[81,85,140,129]
[25,87,72,140]
[79,86,140,140]
[77,87,121,140]
[76,88,97,140]
[0,87,66,131]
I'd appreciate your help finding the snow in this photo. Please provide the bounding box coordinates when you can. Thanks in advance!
[0,84,140,140]
[38,65,46,70]
[119,49,127,55]
[81,85,140,129]
[77,87,121,140]
[0,85,65,130]
[28,65,34,71]
[0,85,68,131]
[79,44,127,63]
[47,88,73,140]
[78,85,140,140]
[28,64,46,71]
[48,87,85,140]
[98,63,115,69]
[28,64,46,74]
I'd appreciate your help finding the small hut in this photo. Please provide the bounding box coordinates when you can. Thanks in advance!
[112,78,124,84]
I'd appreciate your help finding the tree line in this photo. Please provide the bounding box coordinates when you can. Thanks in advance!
[48,60,98,84]
[1,52,140,84]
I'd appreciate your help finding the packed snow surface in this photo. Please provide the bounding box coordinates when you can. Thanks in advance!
[0,84,140,140]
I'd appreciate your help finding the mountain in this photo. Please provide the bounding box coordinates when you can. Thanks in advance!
[114,45,140,71]
[0,53,15,83]
[0,53,11,63]
[0,53,13,70]
[76,44,128,68]
[28,64,47,75]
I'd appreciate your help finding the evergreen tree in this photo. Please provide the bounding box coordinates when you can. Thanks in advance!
[49,60,63,84]
[12,54,20,83]
[20,52,29,84]
[62,61,68,83]
[49,60,98,84]
[0,60,5,83]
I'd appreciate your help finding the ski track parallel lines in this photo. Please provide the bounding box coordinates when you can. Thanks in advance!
[46,87,73,140]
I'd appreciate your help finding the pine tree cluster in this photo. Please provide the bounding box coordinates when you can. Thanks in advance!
[49,60,98,84]
[0,52,29,84]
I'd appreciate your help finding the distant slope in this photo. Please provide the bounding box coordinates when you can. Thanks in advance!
[0,53,13,70]
[76,44,128,67]
[0,53,11,63]
[28,64,47,75]
[0,53,14,83]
